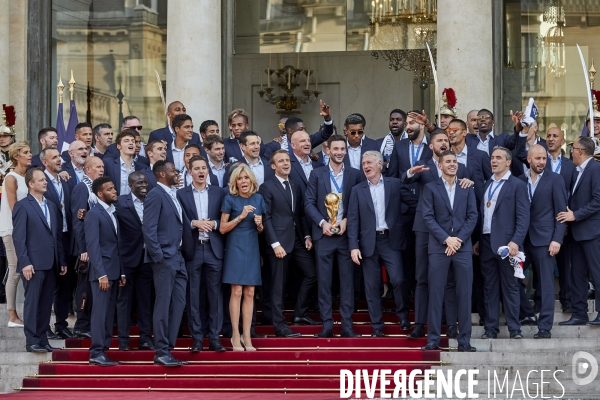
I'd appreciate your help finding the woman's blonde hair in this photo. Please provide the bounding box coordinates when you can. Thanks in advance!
[228,164,258,196]
[9,141,30,165]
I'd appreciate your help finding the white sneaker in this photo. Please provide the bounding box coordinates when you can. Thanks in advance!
[7,321,24,328]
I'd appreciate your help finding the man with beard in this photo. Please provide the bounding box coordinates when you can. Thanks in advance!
[199,120,220,142]
[467,110,479,134]
[115,171,155,351]
[305,134,364,338]
[466,109,519,155]
[65,140,89,187]
[149,101,202,147]
[92,124,113,159]
[401,130,472,340]
[62,123,94,162]
[31,128,59,168]
[377,109,407,166]
[518,145,567,338]
[289,130,323,193]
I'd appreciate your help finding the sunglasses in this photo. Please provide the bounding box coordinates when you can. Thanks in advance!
[126,125,143,131]
[445,127,462,134]
[347,130,364,136]
[476,115,491,121]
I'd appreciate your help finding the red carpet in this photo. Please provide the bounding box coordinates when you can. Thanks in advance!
[17,300,446,395]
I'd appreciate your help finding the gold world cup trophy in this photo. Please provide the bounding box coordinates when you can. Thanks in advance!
[324,193,341,234]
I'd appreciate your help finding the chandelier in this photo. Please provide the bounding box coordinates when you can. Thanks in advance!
[541,0,566,78]
[368,0,437,81]
[257,54,320,115]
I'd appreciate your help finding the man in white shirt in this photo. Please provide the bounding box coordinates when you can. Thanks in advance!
[204,135,226,187]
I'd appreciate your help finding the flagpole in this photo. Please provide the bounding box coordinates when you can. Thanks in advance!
[58,75,64,105]
[69,70,75,101]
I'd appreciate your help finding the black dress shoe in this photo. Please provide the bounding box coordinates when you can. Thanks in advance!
[446,325,458,339]
[154,354,183,367]
[45,344,61,352]
[340,329,361,338]
[276,327,301,338]
[534,329,551,338]
[208,339,226,352]
[561,303,571,313]
[118,343,131,351]
[519,315,537,326]
[457,344,477,352]
[587,316,600,326]
[138,342,155,350]
[400,318,411,330]
[26,344,48,353]
[510,330,523,339]
[407,324,425,339]
[56,328,74,339]
[315,329,333,338]
[46,331,60,340]
[293,316,322,326]
[421,342,440,351]
[558,317,589,326]
[75,330,92,339]
[250,331,267,339]
[480,329,497,339]
[190,340,203,352]
[89,354,120,366]
[371,330,384,338]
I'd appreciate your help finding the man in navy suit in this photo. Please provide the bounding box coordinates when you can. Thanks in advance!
[224,109,250,163]
[343,114,379,170]
[141,140,167,191]
[421,151,478,352]
[70,156,105,339]
[104,117,150,166]
[143,160,189,366]
[288,130,323,192]
[224,131,274,187]
[31,128,59,168]
[401,130,471,339]
[13,168,67,352]
[102,130,145,196]
[387,114,432,179]
[177,155,226,352]
[92,123,113,158]
[263,100,334,159]
[347,151,409,336]
[376,109,407,165]
[85,176,124,366]
[199,119,220,141]
[61,122,94,162]
[163,114,205,171]
[260,150,319,338]
[519,145,567,338]
[203,135,227,188]
[40,147,76,340]
[63,140,88,186]
[477,147,530,339]
[148,101,202,147]
[465,109,519,155]
[115,171,155,351]
[305,134,364,338]
[557,137,600,326]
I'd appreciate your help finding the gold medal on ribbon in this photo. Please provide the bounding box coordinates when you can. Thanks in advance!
[486,201,491,208]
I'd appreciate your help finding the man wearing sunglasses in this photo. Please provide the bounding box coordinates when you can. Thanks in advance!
[465,109,520,155]
[343,113,379,170]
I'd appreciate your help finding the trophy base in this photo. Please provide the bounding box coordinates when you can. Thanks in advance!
[330,228,340,234]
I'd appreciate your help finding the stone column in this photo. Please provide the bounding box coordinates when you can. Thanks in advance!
[0,0,9,103]
[437,0,494,120]
[166,0,221,126]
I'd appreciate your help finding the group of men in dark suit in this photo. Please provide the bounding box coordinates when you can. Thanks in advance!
[13,100,600,366]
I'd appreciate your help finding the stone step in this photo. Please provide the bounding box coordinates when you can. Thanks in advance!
[449,337,600,353]
[441,350,592,366]
[469,311,598,326]
[469,325,600,338]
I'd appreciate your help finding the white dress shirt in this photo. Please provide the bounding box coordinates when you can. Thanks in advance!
[245,157,265,186]
[157,182,182,222]
[347,139,363,170]
[209,160,226,187]
[454,144,468,167]
[476,130,495,155]
[171,141,188,172]
[295,154,313,181]
[408,137,428,167]
[119,157,136,195]
[191,184,212,240]
[131,193,144,223]
[548,153,562,173]
[368,176,389,231]
[98,199,117,233]
[44,170,67,232]
[572,157,593,194]
[73,162,85,183]
[526,169,543,202]
[443,177,457,209]
[482,170,511,234]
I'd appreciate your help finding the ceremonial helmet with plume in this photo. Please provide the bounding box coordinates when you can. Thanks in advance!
[439,88,457,117]
[586,90,600,122]
[0,105,16,136]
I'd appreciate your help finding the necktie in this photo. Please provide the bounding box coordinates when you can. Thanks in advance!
[283,181,293,212]
[42,200,51,229]
[169,190,183,220]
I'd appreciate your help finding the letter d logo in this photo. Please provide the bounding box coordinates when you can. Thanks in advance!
[572,351,598,386]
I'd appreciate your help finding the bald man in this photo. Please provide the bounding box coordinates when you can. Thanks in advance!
[289,130,323,192]
[518,145,567,338]
[148,101,202,147]
[466,110,479,134]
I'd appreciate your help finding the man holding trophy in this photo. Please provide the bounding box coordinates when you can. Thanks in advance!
[305,134,364,338]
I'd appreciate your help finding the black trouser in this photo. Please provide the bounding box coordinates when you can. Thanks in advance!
[400,215,416,316]
[570,236,600,320]
[525,239,556,330]
[117,262,154,345]
[556,234,571,306]
[52,245,76,332]
[90,279,118,358]
[23,268,55,347]
[74,266,92,332]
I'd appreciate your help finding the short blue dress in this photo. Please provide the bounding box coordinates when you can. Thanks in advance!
[221,193,266,286]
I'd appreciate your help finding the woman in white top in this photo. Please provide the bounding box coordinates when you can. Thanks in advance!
[0,141,31,327]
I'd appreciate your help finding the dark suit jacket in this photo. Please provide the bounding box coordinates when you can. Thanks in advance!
[569,159,600,241]
[547,155,575,191]
[259,176,309,255]
[44,172,73,255]
[511,137,548,176]
[262,122,334,159]
[12,194,65,272]
[422,179,478,254]
[70,181,92,255]
[387,138,433,179]
[141,165,158,192]
[143,184,191,263]
[402,158,468,233]
[481,174,530,250]
[176,184,225,260]
[103,144,150,167]
[288,154,323,193]
[465,130,520,154]
[347,177,405,257]
[58,161,80,194]
[518,171,567,246]
[85,203,123,281]
[223,137,269,163]
[463,145,492,203]
[304,165,364,241]
[31,154,42,168]
[343,137,380,169]
[115,194,145,269]
[102,156,146,196]
[223,156,274,187]
[148,126,202,147]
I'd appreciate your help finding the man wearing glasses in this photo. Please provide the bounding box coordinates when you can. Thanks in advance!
[343,113,379,170]
[465,109,519,155]
[104,116,150,166]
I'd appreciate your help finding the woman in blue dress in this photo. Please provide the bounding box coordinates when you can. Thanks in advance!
[220,164,265,351]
